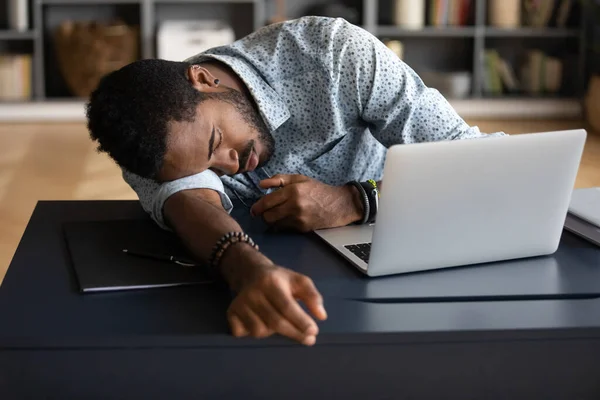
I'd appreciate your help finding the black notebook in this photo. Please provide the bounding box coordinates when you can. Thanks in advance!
[63,219,214,293]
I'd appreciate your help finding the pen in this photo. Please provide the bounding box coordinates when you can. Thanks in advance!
[122,249,198,267]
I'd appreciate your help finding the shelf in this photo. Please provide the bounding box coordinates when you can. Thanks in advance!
[40,0,257,3]
[377,26,476,38]
[154,0,259,3]
[481,94,576,99]
[0,31,37,40]
[483,27,580,38]
[375,26,580,39]
[40,0,143,3]
[0,98,582,121]
[450,97,581,119]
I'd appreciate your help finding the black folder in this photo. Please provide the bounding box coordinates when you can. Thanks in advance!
[63,219,214,293]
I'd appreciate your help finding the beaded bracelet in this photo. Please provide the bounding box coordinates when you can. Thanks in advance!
[208,232,259,269]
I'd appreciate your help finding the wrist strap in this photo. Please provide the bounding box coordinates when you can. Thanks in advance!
[209,232,259,269]
[348,181,369,225]
[360,180,379,224]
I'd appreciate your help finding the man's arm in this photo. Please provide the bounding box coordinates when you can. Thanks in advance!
[123,171,327,345]
[250,174,364,232]
[332,22,506,144]
[163,188,257,290]
[251,20,506,231]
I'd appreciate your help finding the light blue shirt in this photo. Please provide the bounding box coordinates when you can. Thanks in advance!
[124,16,504,230]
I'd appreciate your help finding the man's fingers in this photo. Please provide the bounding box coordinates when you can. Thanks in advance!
[254,296,316,346]
[259,175,286,189]
[234,307,273,338]
[259,174,307,189]
[262,201,297,226]
[292,274,327,321]
[268,287,319,337]
[250,189,289,217]
[227,313,249,337]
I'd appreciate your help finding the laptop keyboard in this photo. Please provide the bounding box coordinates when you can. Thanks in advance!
[344,243,371,263]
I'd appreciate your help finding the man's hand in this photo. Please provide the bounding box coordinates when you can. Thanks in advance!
[250,174,363,232]
[226,262,327,346]
[164,188,328,346]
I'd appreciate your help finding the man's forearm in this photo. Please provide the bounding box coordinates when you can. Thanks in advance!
[164,189,326,345]
[345,184,365,224]
[164,189,273,291]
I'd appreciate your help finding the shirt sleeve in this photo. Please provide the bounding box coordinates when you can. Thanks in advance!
[329,20,506,145]
[122,169,234,230]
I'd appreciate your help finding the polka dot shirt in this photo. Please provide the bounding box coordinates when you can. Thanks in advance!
[123,16,505,230]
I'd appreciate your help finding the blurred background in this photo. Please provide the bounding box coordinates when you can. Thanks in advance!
[0,0,597,116]
[0,0,599,282]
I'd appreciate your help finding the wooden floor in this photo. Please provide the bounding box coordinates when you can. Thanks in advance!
[1,119,599,284]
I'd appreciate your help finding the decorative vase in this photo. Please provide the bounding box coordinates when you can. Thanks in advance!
[393,0,425,30]
[489,0,521,28]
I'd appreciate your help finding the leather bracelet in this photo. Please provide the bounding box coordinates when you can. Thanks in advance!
[209,232,259,269]
[347,181,369,225]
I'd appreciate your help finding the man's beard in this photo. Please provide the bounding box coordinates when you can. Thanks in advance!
[208,88,275,171]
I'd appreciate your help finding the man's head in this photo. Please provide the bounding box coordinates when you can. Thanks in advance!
[86,59,274,181]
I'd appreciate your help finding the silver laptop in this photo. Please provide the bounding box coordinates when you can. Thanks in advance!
[315,129,587,277]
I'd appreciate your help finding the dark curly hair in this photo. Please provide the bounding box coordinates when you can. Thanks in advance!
[85,59,205,179]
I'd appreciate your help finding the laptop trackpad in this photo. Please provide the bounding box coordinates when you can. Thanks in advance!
[314,224,374,247]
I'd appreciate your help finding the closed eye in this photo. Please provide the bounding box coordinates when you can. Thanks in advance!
[214,128,223,153]
[208,127,223,160]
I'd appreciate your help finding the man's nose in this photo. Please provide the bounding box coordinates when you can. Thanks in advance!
[214,148,240,175]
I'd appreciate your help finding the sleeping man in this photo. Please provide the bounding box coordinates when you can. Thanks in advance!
[85,16,504,346]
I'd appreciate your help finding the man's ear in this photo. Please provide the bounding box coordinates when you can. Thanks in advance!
[187,65,220,92]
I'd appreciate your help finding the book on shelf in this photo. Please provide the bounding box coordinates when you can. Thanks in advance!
[483,48,563,96]
[496,58,519,92]
[0,55,32,101]
[520,50,563,94]
[428,0,472,27]
[483,50,505,95]
[556,0,574,28]
[524,0,575,28]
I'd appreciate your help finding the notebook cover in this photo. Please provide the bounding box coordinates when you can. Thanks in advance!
[564,213,600,247]
[63,219,214,293]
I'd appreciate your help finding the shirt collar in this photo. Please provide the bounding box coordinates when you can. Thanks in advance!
[187,54,290,132]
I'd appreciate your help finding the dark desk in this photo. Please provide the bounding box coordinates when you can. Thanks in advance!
[1,201,600,399]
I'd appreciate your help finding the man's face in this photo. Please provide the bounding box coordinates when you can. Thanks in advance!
[160,79,274,182]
